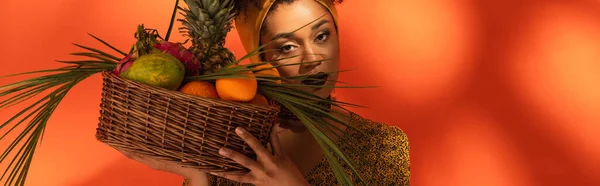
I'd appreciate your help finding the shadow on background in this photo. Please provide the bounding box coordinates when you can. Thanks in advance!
[1,0,598,185]
[470,0,600,185]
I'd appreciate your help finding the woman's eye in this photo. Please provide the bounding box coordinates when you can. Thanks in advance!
[315,32,330,42]
[279,44,297,53]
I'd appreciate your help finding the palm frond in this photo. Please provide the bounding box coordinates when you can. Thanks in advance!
[259,76,376,184]
[274,99,366,185]
[69,52,119,63]
[71,43,122,61]
[1,80,77,186]
[259,85,361,108]
[0,68,87,79]
[268,83,376,89]
[0,73,94,186]
[0,33,117,185]
[0,80,64,109]
[259,86,372,152]
[0,67,113,107]
[55,60,117,69]
[165,0,180,41]
[87,33,128,56]
[0,95,50,140]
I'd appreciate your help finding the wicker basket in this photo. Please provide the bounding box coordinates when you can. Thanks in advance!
[95,71,279,174]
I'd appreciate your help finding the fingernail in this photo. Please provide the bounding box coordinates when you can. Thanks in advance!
[236,127,245,134]
[219,148,230,156]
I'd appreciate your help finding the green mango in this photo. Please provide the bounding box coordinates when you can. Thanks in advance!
[120,52,185,91]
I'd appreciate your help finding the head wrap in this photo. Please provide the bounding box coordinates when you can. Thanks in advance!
[234,0,339,63]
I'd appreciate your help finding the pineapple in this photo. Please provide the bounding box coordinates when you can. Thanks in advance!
[179,0,237,75]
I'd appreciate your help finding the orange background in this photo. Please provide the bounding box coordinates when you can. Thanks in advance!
[1,0,600,185]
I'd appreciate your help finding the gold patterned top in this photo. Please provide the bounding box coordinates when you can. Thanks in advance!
[185,113,410,185]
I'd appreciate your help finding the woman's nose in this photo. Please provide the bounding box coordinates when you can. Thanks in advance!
[300,46,323,69]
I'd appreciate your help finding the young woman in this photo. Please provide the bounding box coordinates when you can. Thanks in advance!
[121,0,410,185]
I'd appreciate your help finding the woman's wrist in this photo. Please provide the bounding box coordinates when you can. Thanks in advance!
[184,172,209,186]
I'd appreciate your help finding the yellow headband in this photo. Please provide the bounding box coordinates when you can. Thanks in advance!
[234,0,339,63]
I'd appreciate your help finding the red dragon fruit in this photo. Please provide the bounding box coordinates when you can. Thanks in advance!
[153,41,201,76]
[113,53,136,76]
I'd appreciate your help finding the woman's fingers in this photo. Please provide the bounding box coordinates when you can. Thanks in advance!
[209,172,255,184]
[219,147,261,171]
[270,123,283,156]
[235,127,271,160]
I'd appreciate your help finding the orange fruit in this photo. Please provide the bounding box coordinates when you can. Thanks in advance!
[216,70,257,102]
[253,63,281,84]
[247,93,269,106]
[179,81,219,99]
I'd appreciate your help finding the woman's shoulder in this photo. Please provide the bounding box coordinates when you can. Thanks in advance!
[347,112,410,160]
[348,112,409,141]
[304,112,411,185]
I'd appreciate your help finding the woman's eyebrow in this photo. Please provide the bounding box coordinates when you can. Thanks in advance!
[269,20,331,41]
[311,20,329,31]
[271,33,295,41]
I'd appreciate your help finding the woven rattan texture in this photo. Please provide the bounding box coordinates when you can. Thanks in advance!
[96,71,279,173]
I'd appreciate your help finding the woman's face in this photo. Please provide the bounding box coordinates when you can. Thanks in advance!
[260,0,340,99]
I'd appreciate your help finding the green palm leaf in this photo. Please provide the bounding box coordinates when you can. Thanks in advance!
[0,33,117,185]
[165,0,180,41]
[273,98,366,186]
[86,33,128,56]
[71,43,122,61]
[259,85,372,152]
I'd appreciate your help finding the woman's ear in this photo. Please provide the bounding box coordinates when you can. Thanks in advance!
[329,89,337,101]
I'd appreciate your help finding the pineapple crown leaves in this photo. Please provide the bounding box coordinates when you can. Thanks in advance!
[177,0,235,47]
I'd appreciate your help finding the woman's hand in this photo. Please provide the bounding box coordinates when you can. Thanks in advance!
[209,123,309,186]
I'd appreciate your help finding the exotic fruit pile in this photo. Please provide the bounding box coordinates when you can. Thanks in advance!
[112,25,273,106]
[0,0,371,185]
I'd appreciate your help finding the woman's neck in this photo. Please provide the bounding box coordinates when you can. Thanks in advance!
[276,108,352,175]
[277,125,324,175]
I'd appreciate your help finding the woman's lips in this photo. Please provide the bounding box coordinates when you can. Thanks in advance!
[301,72,328,86]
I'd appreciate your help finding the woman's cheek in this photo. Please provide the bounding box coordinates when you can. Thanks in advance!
[327,37,341,61]
[277,65,299,79]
